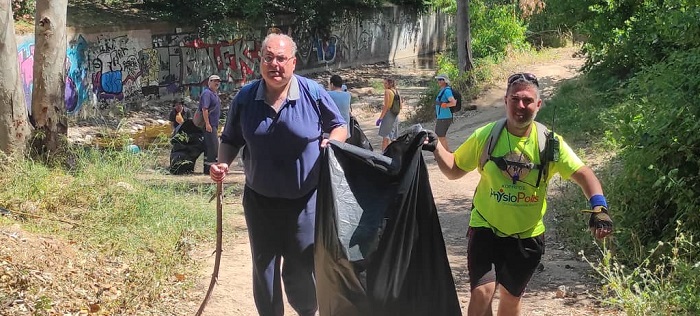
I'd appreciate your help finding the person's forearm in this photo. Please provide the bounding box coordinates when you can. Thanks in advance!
[379,103,389,118]
[217,142,239,165]
[203,109,211,126]
[433,144,466,180]
[571,166,604,199]
[328,126,348,142]
[442,99,457,108]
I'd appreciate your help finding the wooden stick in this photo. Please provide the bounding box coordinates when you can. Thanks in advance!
[195,181,223,316]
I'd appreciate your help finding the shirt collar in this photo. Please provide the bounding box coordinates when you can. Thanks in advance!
[255,76,300,102]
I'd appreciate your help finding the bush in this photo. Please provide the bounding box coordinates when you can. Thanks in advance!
[581,0,700,77]
[470,1,530,59]
[607,48,700,250]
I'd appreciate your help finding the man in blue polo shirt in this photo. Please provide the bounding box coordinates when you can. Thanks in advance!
[209,33,347,316]
[199,74,222,174]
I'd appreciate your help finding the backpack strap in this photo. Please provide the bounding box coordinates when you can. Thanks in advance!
[533,121,552,187]
[437,86,453,116]
[437,86,451,100]
[479,118,507,170]
[479,119,554,187]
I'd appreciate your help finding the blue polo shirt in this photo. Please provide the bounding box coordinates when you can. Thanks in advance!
[220,75,346,199]
[199,88,221,129]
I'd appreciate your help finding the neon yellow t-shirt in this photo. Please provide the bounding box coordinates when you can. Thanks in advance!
[453,121,585,238]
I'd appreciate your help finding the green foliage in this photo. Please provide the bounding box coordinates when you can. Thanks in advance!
[526,0,595,45]
[529,0,700,76]
[12,0,35,21]
[544,65,700,313]
[469,0,530,59]
[582,0,699,77]
[142,0,409,37]
[605,48,700,250]
[542,47,700,258]
[369,79,385,91]
[583,224,700,315]
[427,0,456,12]
[536,75,619,147]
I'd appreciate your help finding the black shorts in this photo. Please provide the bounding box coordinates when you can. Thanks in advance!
[467,227,545,297]
[434,118,453,137]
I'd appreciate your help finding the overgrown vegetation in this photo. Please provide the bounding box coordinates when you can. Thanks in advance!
[584,224,700,315]
[0,142,242,314]
[530,0,700,312]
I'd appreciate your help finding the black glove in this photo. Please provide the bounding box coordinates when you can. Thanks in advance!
[586,206,613,232]
[422,130,438,152]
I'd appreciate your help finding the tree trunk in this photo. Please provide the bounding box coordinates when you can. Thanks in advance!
[0,0,31,155]
[31,0,68,156]
[456,0,474,74]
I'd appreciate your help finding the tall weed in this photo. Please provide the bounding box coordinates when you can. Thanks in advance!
[583,223,700,315]
[0,146,227,313]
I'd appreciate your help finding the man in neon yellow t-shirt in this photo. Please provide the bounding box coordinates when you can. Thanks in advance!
[422,73,613,316]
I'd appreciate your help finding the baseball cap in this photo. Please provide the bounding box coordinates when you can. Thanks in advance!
[209,74,221,82]
[435,74,450,84]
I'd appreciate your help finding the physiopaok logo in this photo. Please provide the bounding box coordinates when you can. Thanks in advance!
[489,187,539,204]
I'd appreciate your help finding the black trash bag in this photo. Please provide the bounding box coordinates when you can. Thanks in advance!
[346,115,373,151]
[169,120,205,175]
[315,126,462,316]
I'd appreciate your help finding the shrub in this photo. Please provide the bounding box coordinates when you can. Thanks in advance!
[581,0,700,77]
[607,48,700,250]
[470,0,530,59]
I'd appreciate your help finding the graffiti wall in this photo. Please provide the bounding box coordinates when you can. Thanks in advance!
[17,6,450,115]
[150,33,261,98]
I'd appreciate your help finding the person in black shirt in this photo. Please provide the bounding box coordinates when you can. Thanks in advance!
[168,99,192,134]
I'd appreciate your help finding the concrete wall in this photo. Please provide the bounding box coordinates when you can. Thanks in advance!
[16,6,451,116]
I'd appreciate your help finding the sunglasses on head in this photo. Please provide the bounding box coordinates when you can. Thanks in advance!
[507,73,539,87]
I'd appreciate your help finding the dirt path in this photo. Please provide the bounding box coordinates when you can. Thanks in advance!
[192,49,614,315]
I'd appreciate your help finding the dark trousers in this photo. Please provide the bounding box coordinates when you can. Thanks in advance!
[242,186,318,316]
[202,129,218,174]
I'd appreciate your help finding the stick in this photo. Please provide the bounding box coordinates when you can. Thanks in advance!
[195,181,223,316]
[0,207,80,226]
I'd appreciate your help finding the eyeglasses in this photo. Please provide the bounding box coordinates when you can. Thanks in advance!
[507,73,539,87]
[262,54,295,65]
[437,78,445,81]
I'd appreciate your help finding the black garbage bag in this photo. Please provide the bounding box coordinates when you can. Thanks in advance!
[169,120,205,175]
[346,115,373,151]
[315,126,462,316]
